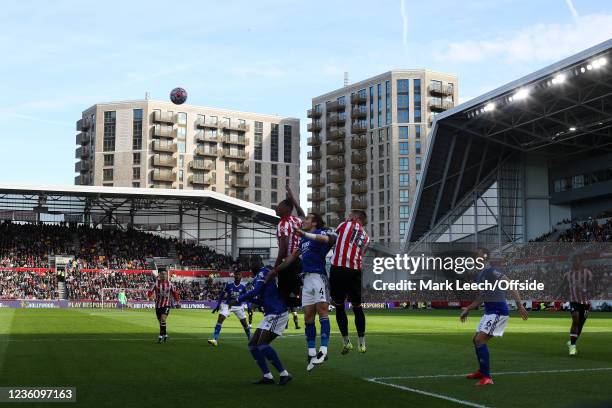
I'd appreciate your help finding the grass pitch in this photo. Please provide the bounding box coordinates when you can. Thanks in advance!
[0,308,611,408]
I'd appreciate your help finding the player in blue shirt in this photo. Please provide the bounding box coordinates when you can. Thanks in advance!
[460,248,528,386]
[231,256,292,385]
[272,213,336,371]
[207,271,250,346]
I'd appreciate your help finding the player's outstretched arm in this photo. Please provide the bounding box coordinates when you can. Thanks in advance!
[212,287,225,313]
[286,184,305,218]
[236,278,265,305]
[296,229,337,245]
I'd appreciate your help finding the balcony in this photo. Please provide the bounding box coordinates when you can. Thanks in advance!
[351,122,368,134]
[189,174,215,186]
[307,135,322,146]
[307,150,322,160]
[75,174,91,185]
[351,150,367,164]
[351,165,367,179]
[152,170,176,182]
[308,122,322,132]
[76,118,92,131]
[153,155,177,167]
[351,135,367,149]
[327,128,346,141]
[326,100,346,112]
[351,197,368,210]
[74,161,90,173]
[195,146,218,157]
[189,160,214,171]
[351,106,367,119]
[307,107,322,119]
[153,126,176,138]
[351,181,368,194]
[195,118,219,128]
[222,135,248,145]
[75,146,90,159]
[428,99,454,112]
[230,164,249,173]
[350,93,367,104]
[229,177,249,188]
[308,205,325,215]
[328,200,346,214]
[228,191,249,201]
[308,192,325,202]
[307,177,325,188]
[329,187,346,198]
[76,132,90,145]
[326,113,346,127]
[153,111,177,124]
[195,132,221,143]
[428,82,454,96]
[328,171,345,184]
[221,150,247,160]
[326,156,345,169]
[152,140,177,153]
[327,142,344,156]
[220,121,249,132]
[307,164,322,174]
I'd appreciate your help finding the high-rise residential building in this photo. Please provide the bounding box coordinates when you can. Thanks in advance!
[75,100,300,207]
[307,70,458,244]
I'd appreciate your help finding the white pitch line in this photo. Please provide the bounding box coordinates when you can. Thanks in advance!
[365,367,612,408]
[365,377,491,408]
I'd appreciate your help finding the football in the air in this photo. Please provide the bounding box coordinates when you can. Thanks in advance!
[170,87,188,105]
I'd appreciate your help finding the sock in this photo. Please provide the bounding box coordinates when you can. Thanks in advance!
[358,336,366,348]
[293,312,299,328]
[342,336,350,345]
[244,325,251,340]
[320,316,330,348]
[160,322,166,336]
[248,345,270,375]
[570,333,578,345]
[353,306,366,337]
[213,323,222,340]
[279,369,289,377]
[475,344,490,378]
[335,304,349,337]
[259,344,285,373]
[264,372,273,379]
[305,322,316,354]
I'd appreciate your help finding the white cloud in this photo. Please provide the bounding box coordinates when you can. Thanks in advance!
[435,14,612,63]
[565,0,580,20]
[400,0,409,47]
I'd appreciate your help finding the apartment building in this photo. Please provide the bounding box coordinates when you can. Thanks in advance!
[307,70,458,244]
[75,100,300,207]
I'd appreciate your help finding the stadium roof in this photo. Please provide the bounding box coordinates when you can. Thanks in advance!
[406,39,612,245]
[0,183,278,226]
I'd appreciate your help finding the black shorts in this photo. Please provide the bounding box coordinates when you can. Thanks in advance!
[570,302,590,319]
[156,307,171,319]
[277,258,302,308]
[330,265,362,306]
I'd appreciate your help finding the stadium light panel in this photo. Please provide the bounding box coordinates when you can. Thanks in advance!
[569,126,577,132]
[484,102,496,112]
[552,73,566,85]
[512,88,529,101]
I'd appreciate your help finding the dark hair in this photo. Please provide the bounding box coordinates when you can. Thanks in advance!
[351,210,367,225]
[278,199,294,211]
[308,213,325,229]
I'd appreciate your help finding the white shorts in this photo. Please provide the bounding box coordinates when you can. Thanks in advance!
[258,312,289,336]
[477,314,509,337]
[301,273,330,307]
[220,303,246,320]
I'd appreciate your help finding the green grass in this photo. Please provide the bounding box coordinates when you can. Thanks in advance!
[0,309,611,408]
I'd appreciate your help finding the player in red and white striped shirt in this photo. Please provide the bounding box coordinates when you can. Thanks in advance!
[147,270,180,343]
[329,210,370,354]
[273,185,304,328]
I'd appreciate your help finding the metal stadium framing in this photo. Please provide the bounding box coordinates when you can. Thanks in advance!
[404,39,612,252]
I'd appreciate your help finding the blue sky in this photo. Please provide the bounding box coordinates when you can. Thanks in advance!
[1,0,611,204]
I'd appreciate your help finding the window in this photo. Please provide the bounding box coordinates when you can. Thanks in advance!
[400,222,408,237]
[255,176,261,188]
[133,153,140,165]
[399,173,409,187]
[283,125,292,163]
[377,83,383,127]
[414,79,422,123]
[255,190,262,202]
[400,206,410,218]
[369,86,374,129]
[379,191,384,203]
[271,178,278,189]
[132,167,140,179]
[399,142,409,155]
[103,169,113,181]
[103,111,116,152]
[271,164,277,176]
[385,80,391,124]
[271,191,277,204]
[255,162,261,174]
[416,156,422,170]
[254,122,263,160]
[379,175,384,188]
[132,182,140,188]
[398,110,409,123]
[415,140,421,154]
[397,79,409,93]
[285,166,290,177]
[399,158,409,171]
[379,207,385,220]
[104,154,114,166]
[132,109,143,150]
[415,125,421,139]
[399,126,408,139]
[271,124,279,162]
[399,190,409,202]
